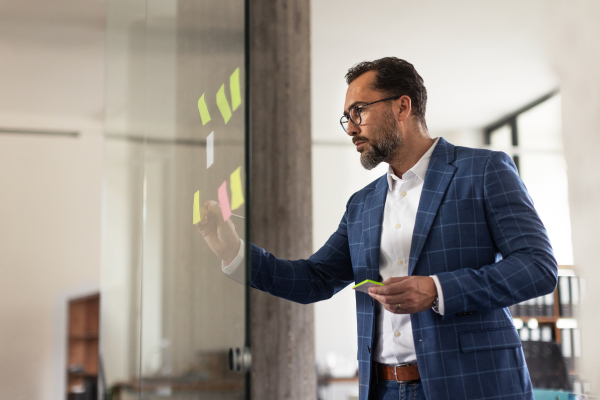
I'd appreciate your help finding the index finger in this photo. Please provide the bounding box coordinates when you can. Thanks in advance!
[194,205,211,229]
[369,276,410,295]
[382,276,411,286]
[204,200,224,221]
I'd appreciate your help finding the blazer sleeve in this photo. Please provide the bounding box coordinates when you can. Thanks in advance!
[435,151,558,319]
[249,203,355,304]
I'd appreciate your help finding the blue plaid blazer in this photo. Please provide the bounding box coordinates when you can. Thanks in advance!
[250,138,558,400]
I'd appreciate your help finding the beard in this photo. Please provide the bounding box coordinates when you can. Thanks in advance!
[359,110,402,170]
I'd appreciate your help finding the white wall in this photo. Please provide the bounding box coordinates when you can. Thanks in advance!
[0,133,104,400]
[0,4,106,399]
[545,0,600,389]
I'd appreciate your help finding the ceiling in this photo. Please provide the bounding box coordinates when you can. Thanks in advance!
[311,0,558,142]
[0,0,557,139]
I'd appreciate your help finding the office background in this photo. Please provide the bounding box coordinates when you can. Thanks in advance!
[0,0,599,399]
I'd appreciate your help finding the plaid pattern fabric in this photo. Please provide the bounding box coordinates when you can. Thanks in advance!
[250,138,558,400]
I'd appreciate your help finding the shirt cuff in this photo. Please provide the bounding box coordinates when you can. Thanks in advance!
[430,275,445,315]
[222,239,245,284]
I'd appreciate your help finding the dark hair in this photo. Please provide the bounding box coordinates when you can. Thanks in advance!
[345,57,427,126]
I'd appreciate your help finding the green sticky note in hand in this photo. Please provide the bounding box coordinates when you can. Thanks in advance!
[352,279,384,293]
[216,84,232,124]
[230,68,241,111]
[198,94,211,125]
[230,166,244,210]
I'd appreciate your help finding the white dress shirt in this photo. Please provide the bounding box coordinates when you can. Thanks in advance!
[222,138,445,366]
[374,137,444,364]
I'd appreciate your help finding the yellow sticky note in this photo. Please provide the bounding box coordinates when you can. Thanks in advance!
[230,167,244,210]
[198,94,211,125]
[193,190,201,224]
[216,84,232,124]
[230,68,241,111]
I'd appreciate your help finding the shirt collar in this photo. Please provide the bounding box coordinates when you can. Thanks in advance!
[386,137,440,191]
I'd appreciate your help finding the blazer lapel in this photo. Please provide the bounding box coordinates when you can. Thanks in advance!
[409,138,457,275]
[362,175,388,281]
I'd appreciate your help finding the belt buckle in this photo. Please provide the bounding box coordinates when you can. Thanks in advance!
[393,362,412,383]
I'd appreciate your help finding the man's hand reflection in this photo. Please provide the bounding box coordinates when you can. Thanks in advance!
[195,200,241,264]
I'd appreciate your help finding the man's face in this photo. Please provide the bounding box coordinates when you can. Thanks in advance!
[343,71,403,170]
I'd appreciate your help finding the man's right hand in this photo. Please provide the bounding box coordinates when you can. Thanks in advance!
[195,200,241,264]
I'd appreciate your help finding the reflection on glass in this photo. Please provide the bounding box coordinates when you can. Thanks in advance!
[101,0,248,399]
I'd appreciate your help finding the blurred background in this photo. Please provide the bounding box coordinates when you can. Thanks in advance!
[1,0,599,399]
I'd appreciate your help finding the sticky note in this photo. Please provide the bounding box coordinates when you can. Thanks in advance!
[230,166,244,210]
[198,94,211,125]
[230,68,241,111]
[207,131,214,168]
[218,181,232,221]
[193,190,201,224]
[216,84,232,124]
[352,279,384,294]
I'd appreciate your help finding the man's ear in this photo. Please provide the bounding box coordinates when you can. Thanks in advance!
[397,95,412,122]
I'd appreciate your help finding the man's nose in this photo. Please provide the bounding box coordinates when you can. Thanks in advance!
[345,119,360,137]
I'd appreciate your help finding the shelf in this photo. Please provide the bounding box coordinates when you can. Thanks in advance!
[127,378,246,393]
[66,293,100,398]
[513,316,558,323]
[69,335,99,340]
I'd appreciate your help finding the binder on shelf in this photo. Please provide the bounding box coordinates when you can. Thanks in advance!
[519,327,530,341]
[541,325,553,342]
[543,292,555,317]
[525,298,537,317]
[573,328,581,370]
[530,327,541,341]
[570,276,580,318]
[515,301,524,317]
[559,276,572,317]
[561,328,573,371]
[535,296,544,316]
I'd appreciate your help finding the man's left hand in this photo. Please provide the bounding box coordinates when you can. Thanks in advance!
[368,276,437,314]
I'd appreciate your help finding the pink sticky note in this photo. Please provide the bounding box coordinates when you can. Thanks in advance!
[218,181,232,221]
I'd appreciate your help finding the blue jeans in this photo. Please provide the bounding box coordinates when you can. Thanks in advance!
[370,367,426,400]
[371,379,425,400]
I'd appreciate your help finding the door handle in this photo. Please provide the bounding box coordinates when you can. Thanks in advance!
[228,347,251,372]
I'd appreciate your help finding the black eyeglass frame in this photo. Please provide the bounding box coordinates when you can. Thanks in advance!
[340,95,401,132]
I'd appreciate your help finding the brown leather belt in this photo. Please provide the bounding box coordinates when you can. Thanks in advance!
[376,362,420,382]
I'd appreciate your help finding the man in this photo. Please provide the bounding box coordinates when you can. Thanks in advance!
[197,57,558,400]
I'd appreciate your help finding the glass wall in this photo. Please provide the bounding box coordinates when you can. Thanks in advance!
[101,0,249,399]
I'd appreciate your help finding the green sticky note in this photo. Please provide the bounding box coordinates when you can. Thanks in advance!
[198,94,211,125]
[230,67,241,111]
[193,190,201,224]
[216,84,232,124]
[352,279,384,293]
[230,166,244,210]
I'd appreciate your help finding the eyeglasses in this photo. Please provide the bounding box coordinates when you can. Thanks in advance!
[340,95,400,132]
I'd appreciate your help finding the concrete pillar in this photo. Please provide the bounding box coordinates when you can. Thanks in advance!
[249,0,315,399]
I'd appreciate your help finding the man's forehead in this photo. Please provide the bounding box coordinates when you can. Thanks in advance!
[344,71,378,111]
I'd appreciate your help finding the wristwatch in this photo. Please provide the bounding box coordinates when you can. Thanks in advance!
[432,296,440,314]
